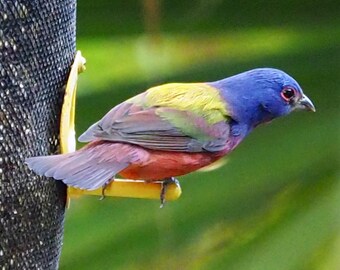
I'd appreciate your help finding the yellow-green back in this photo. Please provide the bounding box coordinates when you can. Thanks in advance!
[136,83,229,124]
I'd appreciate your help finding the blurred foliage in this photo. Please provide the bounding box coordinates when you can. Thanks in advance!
[60,0,339,269]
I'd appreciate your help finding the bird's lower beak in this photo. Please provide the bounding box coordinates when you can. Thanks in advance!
[296,94,316,112]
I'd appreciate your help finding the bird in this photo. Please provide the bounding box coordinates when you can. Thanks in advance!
[26,68,315,205]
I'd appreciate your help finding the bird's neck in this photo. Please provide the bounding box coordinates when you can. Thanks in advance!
[209,79,275,129]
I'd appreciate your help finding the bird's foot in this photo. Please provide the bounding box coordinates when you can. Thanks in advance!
[99,179,112,200]
[160,177,179,208]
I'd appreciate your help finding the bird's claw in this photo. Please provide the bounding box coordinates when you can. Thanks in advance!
[99,180,111,200]
[99,188,106,200]
[160,177,179,208]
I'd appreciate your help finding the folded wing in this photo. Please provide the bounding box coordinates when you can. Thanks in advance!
[79,84,231,153]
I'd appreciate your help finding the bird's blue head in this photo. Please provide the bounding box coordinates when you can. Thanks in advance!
[210,68,315,131]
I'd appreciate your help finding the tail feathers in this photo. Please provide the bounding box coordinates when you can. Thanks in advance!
[25,150,129,190]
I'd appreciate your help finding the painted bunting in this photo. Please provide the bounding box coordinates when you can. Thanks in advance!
[26,68,315,204]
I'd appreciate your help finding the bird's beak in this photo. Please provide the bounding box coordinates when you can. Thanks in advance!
[295,94,316,112]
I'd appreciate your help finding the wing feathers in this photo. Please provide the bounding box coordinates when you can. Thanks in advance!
[78,84,230,153]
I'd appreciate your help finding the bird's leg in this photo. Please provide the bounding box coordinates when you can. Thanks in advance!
[99,185,106,200]
[160,177,179,208]
[99,179,113,200]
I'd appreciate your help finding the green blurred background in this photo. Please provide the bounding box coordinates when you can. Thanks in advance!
[60,1,340,269]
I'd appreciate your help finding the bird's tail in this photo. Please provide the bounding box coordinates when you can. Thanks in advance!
[25,142,131,190]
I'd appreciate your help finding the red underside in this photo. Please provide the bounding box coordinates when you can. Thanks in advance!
[119,149,224,180]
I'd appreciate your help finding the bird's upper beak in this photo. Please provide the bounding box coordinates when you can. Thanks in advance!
[295,94,316,112]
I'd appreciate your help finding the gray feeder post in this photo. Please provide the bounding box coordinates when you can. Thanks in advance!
[0,0,76,268]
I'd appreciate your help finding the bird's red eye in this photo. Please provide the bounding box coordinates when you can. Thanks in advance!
[281,87,296,102]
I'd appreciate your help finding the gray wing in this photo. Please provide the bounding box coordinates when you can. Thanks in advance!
[78,101,230,153]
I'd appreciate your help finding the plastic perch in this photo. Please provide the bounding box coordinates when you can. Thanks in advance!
[60,51,182,203]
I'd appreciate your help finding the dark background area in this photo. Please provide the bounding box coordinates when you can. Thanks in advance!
[60,1,339,269]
